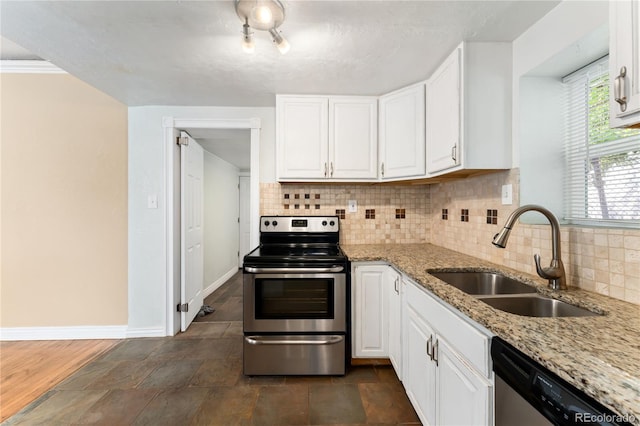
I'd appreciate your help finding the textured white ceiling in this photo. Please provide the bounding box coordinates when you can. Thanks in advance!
[0,1,561,106]
[186,128,251,170]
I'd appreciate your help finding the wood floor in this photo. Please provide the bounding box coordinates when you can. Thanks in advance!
[0,339,120,421]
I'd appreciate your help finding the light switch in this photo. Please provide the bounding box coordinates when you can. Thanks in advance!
[348,200,357,213]
[501,184,513,205]
[147,194,158,209]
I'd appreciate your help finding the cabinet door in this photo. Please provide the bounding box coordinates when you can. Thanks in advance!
[353,265,388,358]
[404,304,437,426]
[379,84,426,179]
[427,46,461,173]
[609,0,640,127]
[386,269,403,380]
[329,98,378,179]
[277,96,328,179]
[436,338,492,426]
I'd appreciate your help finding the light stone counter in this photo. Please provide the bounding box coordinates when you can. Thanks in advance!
[342,243,640,423]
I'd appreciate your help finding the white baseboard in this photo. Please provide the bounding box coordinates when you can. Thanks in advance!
[125,327,167,339]
[0,325,127,341]
[203,267,240,298]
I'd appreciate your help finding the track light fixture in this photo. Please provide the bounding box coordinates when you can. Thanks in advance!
[235,0,289,54]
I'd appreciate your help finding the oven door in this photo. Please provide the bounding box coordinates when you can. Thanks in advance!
[243,268,346,333]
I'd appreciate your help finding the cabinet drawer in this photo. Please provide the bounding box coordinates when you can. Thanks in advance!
[406,281,491,377]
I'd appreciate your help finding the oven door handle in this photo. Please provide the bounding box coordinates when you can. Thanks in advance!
[244,266,344,273]
[245,336,344,345]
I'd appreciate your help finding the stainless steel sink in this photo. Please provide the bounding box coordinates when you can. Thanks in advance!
[429,271,537,295]
[478,294,600,317]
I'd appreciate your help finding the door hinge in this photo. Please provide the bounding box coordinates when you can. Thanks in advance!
[177,136,189,146]
[177,303,189,312]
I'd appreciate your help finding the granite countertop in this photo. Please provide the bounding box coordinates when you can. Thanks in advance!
[342,243,640,423]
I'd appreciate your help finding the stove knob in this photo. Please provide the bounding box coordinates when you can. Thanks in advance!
[264,220,270,227]
[322,220,328,226]
[329,220,335,226]
[272,220,278,227]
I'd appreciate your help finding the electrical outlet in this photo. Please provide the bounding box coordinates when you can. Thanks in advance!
[348,200,357,213]
[501,184,513,205]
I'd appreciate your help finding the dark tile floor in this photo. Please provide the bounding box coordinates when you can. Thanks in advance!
[5,273,420,425]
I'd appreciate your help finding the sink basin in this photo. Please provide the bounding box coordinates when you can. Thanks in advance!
[478,295,600,317]
[429,271,537,295]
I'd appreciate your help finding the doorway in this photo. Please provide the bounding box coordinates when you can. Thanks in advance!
[163,117,261,336]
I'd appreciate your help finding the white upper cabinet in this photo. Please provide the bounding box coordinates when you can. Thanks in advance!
[427,46,461,173]
[379,83,426,180]
[609,0,640,128]
[277,95,377,181]
[426,42,512,176]
[329,98,378,179]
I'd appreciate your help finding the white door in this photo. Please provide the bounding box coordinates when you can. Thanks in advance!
[238,175,251,266]
[180,131,204,332]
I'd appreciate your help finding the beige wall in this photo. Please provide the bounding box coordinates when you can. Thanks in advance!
[1,73,128,327]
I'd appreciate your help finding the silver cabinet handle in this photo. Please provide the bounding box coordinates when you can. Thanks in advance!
[324,162,328,177]
[615,66,627,112]
[394,277,399,294]
[426,335,433,360]
[381,162,385,177]
[451,144,457,162]
[433,339,439,366]
[244,266,344,273]
[245,335,343,345]
[330,162,334,177]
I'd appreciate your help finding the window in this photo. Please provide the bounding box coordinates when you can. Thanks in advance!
[563,56,640,226]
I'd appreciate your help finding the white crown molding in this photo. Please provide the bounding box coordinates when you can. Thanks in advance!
[0,60,66,74]
[0,325,127,341]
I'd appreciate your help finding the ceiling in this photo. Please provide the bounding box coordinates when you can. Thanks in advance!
[0,0,561,107]
[185,128,251,170]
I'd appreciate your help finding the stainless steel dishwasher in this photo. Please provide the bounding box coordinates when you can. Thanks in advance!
[492,337,634,426]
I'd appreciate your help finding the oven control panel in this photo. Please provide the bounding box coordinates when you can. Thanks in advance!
[261,216,339,233]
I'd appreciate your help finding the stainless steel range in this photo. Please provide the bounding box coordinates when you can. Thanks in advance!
[242,216,348,376]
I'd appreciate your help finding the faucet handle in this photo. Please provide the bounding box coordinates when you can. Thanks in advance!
[534,253,558,279]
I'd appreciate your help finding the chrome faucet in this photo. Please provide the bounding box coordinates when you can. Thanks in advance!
[492,205,567,290]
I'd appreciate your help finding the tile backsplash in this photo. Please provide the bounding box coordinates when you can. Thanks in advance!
[260,171,639,305]
[430,169,640,305]
[260,183,430,245]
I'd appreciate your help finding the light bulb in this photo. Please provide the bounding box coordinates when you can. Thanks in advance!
[276,37,290,54]
[269,28,290,54]
[252,5,272,24]
[242,38,255,53]
[242,22,255,53]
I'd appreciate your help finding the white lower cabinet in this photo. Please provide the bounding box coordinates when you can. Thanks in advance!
[352,262,493,425]
[403,277,493,426]
[353,264,388,357]
[405,303,437,425]
[437,337,492,426]
[386,267,403,379]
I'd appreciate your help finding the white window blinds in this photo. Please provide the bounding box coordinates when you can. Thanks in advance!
[563,56,640,226]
